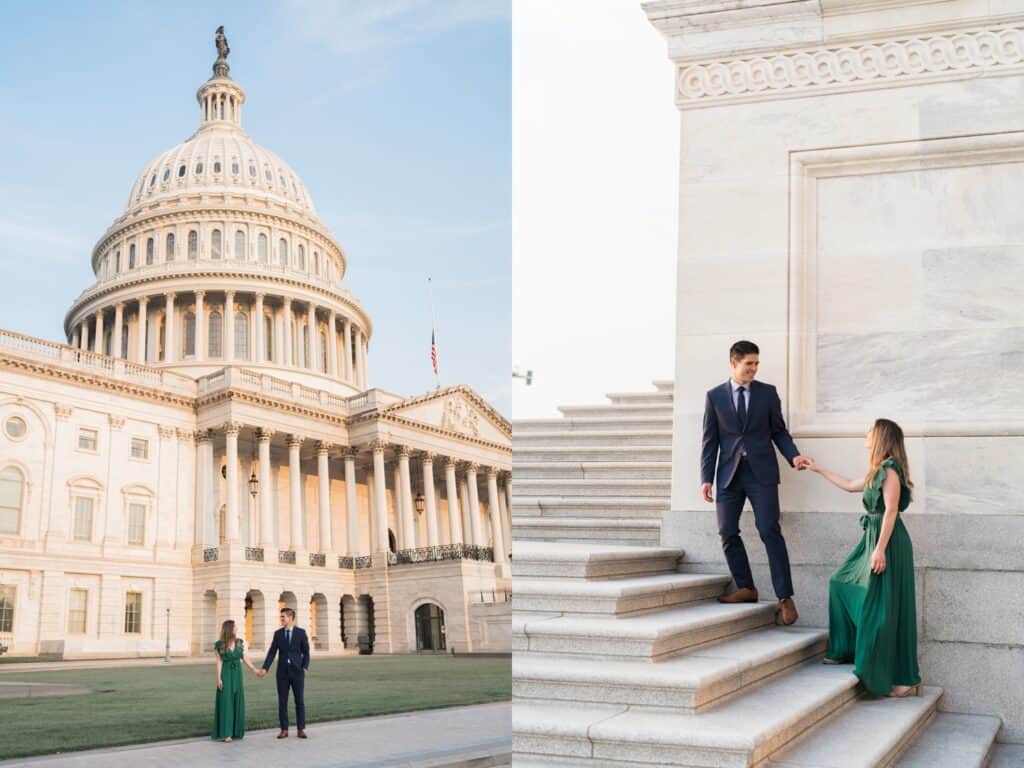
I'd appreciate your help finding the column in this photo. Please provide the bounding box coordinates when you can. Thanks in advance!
[371,441,388,553]
[195,290,206,362]
[254,293,265,363]
[505,477,513,544]
[317,442,332,554]
[288,435,304,551]
[459,475,472,547]
[79,322,89,350]
[487,468,507,563]
[392,461,404,550]
[444,459,463,545]
[342,318,353,383]
[93,310,104,354]
[258,429,274,550]
[466,464,483,547]
[359,332,369,388]
[327,310,338,376]
[195,431,213,545]
[344,448,359,555]
[422,453,439,547]
[499,472,512,555]
[225,291,235,361]
[398,448,415,549]
[366,461,377,553]
[306,304,317,371]
[165,292,176,363]
[136,297,149,362]
[112,302,124,359]
[224,423,240,543]
[283,297,293,367]
[70,327,80,349]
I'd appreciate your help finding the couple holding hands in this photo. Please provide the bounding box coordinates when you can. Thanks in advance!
[701,340,921,698]
[212,606,311,742]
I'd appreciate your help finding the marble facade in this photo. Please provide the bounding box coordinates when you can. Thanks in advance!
[645,0,1024,743]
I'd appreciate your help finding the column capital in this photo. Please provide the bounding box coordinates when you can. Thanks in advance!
[283,295,292,307]
[109,414,126,431]
[115,301,126,310]
[257,428,275,442]
[418,451,435,464]
[195,289,206,300]
[287,434,304,449]
[342,446,360,459]
[486,465,500,478]
[176,428,195,443]
[397,445,412,459]
[369,439,389,453]
[255,291,266,300]
[194,429,213,444]
[317,441,333,454]
[54,403,73,421]
[164,291,177,301]
[444,457,459,470]
[466,462,480,473]
[225,289,236,300]
[222,421,243,437]
[138,296,149,307]
[158,425,176,440]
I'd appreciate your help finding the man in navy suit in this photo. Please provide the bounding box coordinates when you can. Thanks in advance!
[700,340,812,625]
[258,607,310,738]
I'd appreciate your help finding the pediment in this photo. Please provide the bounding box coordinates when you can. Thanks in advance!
[380,386,510,445]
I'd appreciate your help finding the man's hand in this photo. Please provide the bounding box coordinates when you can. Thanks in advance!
[256,668,267,678]
[701,483,714,503]
[793,455,813,471]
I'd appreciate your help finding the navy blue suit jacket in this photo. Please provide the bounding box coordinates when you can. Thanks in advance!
[701,380,800,488]
[262,625,310,676]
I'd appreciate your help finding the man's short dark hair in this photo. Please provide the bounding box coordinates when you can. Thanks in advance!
[730,340,760,362]
[280,607,295,619]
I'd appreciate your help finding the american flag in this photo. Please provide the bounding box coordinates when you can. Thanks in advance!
[431,329,439,375]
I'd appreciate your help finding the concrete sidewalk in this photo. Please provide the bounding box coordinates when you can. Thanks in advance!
[0,701,510,768]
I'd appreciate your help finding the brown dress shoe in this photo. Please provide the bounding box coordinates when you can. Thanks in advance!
[779,597,798,625]
[277,731,288,739]
[718,587,759,604]
[297,729,307,739]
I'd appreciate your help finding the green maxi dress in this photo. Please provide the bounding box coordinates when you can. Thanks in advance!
[825,458,921,696]
[212,639,246,740]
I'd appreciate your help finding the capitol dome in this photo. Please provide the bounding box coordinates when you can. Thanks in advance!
[64,41,371,395]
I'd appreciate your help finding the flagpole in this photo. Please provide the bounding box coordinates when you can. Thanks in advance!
[428,276,441,389]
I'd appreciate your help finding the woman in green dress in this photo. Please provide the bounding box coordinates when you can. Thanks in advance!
[806,418,922,698]
[212,620,260,742]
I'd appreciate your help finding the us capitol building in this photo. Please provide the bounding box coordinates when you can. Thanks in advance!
[0,33,511,659]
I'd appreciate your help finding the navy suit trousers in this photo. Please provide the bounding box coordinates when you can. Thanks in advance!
[276,664,305,730]
[716,459,794,599]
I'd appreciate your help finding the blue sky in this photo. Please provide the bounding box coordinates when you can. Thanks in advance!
[0,1,511,413]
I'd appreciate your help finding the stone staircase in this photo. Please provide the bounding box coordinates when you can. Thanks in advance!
[512,382,1004,767]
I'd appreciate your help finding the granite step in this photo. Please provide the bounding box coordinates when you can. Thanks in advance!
[514,416,673,434]
[512,461,672,480]
[606,389,674,405]
[653,379,675,392]
[514,626,827,712]
[513,662,860,767]
[513,445,673,462]
[513,516,662,545]
[513,429,673,447]
[558,403,674,419]
[514,572,731,615]
[514,600,779,660]
[512,496,669,519]
[511,541,682,579]
[515,478,671,498]
[766,686,942,767]
[895,712,1002,768]
[989,744,1024,768]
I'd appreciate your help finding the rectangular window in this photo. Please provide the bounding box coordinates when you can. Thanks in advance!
[0,585,14,633]
[73,496,93,541]
[78,428,98,452]
[68,588,87,634]
[124,592,142,634]
[128,503,146,545]
[130,437,149,460]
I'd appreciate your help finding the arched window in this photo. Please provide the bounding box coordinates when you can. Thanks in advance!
[115,251,121,273]
[235,231,246,261]
[319,329,328,373]
[0,465,25,535]
[146,238,154,265]
[258,234,269,264]
[235,311,249,360]
[188,230,198,260]
[264,314,273,361]
[277,238,286,266]
[128,243,136,269]
[165,233,175,261]
[297,244,305,270]
[183,311,196,357]
[211,229,222,259]
[208,311,222,358]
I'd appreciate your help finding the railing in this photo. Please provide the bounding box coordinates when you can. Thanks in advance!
[203,547,219,562]
[0,328,196,397]
[278,550,296,565]
[392,544,495,565]
[196,367,352,415]
[309,553,326,567]
[245,547,264,562]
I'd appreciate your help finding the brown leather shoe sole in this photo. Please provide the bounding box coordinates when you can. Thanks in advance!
[297,730,307,739]
[779,598,798,625]
[277,732,288,739]
[718,588,759,604]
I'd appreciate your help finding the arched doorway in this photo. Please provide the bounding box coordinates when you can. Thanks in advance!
[357,594,375,654]
[340,595,357,648]
[414,602,446,652]
[310,593,328,650]
[202,590,218,651]
[388,528,397,554]
[245,590,266,649]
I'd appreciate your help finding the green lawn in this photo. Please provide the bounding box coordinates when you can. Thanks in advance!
[0,654,511,759]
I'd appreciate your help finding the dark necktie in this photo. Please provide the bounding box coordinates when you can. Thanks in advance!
[737,386,747,429]
[286,629,291,648]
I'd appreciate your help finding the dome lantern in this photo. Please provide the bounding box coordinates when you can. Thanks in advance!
[196,26,245,130]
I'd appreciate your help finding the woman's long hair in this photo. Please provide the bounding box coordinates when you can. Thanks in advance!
[219,619,237,648]
[864,418,914,498]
